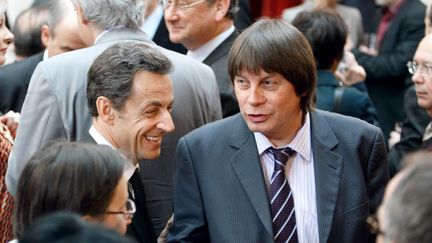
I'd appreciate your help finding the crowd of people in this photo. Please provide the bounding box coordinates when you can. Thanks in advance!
[0,0,432,242]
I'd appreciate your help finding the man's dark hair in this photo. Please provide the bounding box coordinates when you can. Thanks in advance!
[19,212,136,243]
[292,9,348,70]
[14,142,126,238]
[87,41,173,117]
[228,18,317,113]
[13,3,50,57]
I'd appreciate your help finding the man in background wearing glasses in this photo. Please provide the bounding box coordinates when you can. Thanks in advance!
[163,0,240,118]
[409,33,432,150]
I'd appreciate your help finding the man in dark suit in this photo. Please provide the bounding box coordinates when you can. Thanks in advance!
[0,0,86,114]
[352,0,425,141]
[87,42,176,243]
[163,0,240,117]
[168,19,388,243]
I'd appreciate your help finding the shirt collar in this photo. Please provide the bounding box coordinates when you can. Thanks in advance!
[94,25,126,44]
[387,0,405,15]
[254,112,311,163]
[140,4,163,39]
[187,25,235,62]
[89,125,138,180]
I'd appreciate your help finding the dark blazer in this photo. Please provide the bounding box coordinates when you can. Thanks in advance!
[203,31,239,118]
[0,52,43,113]
[128,171,157,243]
[353,0,425,140]
[316,70,379,126]
[168,110,388,243]
[388,85,430,176]
[153,18,187,54]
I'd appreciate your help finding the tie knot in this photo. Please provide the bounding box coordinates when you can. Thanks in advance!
[268,147,294,171]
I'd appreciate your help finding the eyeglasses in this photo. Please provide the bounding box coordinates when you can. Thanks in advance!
[160,0,207,11]
[105,199,136,219]
[407,61,432,76]
[366,214,385,236]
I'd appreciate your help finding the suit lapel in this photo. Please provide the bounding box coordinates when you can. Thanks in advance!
[229,115,273,237]
[310,111,343,243]
[203,31,238,66]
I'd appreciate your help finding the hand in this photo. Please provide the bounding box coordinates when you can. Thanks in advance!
[0,111,20,139]
[335,51,367,86]
[359,45,377,56]
[158,215,174,243]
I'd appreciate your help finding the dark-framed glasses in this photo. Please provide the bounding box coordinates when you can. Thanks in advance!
[366,214,385,236]
[105,199,136,219]
[407,61,432,76]
[159,0,207,11]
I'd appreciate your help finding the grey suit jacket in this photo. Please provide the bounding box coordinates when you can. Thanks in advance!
[168,110,388,243]
[6,28,222,223]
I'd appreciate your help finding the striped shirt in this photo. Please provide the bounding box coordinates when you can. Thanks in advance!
[254,113,319,243]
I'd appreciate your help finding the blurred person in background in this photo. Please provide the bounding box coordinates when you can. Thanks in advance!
[14,142,133,239]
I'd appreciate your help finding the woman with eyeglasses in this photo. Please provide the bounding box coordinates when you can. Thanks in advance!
[14,142,135,239]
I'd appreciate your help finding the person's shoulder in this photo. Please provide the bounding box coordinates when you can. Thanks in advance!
[0,53,42,75]
[185,114,242,139]
[315,109,379,132]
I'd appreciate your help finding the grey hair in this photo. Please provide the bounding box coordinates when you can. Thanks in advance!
[87,41,173,117]
[47,0,69,37]
[207,0,239,19]
[382,152,432,243]
[70,0,147,30]
[0,0,7,14]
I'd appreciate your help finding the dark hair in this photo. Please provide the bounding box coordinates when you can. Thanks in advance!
[19,212,136,243]
[87,41,173,117]
[228,18,317,113]
[14,141,126,238]
[12,4,50,57]
[292,9,348,70]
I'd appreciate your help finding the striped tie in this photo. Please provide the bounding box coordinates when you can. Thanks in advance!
[268,147,298,243]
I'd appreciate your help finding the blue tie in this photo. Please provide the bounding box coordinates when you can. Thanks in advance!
[268,147,298,243]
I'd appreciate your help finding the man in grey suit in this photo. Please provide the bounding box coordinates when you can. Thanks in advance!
[168,19,388,243]
[163,0,239,117]
[6,0,222,237]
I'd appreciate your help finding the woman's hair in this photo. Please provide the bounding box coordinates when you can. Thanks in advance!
[14,141,126,238]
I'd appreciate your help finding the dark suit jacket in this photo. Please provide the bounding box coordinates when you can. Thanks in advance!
[353,0,425,140]
[128,171,157,243]
[168,110,388,243]
[0,52,43,113]
[316,70,378,126]
[388,85,430,176]
[153,18,187,54]
[203,31,239,118]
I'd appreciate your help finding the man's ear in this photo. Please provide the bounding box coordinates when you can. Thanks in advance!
[40,24,51,48]
[96,96,116,125]
[214,0,230,22]
[75,3,88,26]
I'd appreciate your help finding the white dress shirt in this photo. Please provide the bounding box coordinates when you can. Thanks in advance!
[186,25,235,62]
[254,113,319,243]
[140,4,163,39]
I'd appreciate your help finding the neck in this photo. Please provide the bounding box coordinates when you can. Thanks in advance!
[186,19,233,51]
